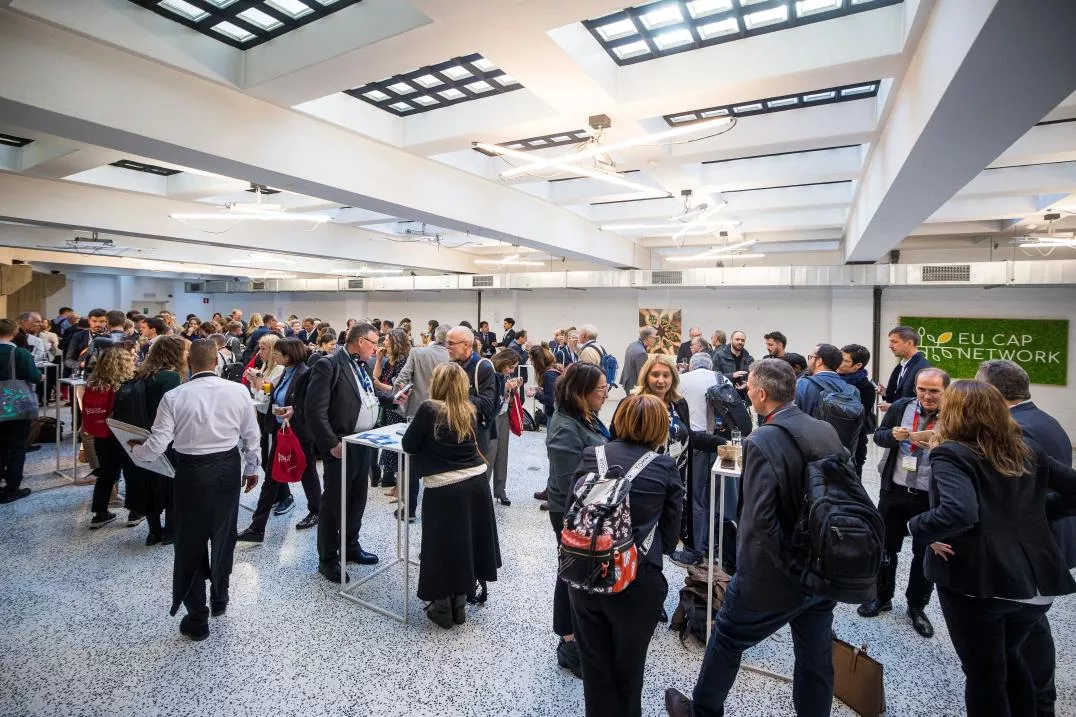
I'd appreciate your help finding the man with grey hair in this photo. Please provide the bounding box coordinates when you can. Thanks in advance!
[14,311,47,364]
[677,327,703,363]
[577,324,605,367]
[395,324,451,520]
[666,358,848,717]
[670,351,725,568]
[620,326,656,392]
[977,359,1073,717]
[446,326,497,458]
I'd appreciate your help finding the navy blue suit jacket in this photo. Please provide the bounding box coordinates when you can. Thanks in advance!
[1012,401,1076,567]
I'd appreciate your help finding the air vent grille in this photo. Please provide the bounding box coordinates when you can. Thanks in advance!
[347,278,365,290]
[471,275,494,288]
[652,270,684,285]
[183,282,202,293]
[251,280,266,291]
[922,265,970,282]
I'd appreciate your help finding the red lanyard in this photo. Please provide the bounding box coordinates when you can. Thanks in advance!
[910,409,935,454]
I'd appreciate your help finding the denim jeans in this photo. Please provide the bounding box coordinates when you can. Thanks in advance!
[691,576,836,717]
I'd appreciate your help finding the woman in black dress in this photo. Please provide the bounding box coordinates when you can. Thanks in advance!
[402,362,500,629]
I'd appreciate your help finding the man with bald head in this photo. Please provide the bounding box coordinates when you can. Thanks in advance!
[447,326,497,459]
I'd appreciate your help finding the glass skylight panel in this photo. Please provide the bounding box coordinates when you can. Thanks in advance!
[530,139,548,146]
[388,101,412,112]
[493,74,518,86]
[506,143,525,149]
[584,0,901,65]
[743,5,789,29]
[698,18,739,38]
[613,40,651,60]
[841,83,877,96]
[438,88,465,101]
[266,0,313,18]
[413,74,441,88]
[441,65,472,81]
[387,81,414,94]
[412,95,438,106]
[212,21,256,42]
[465,80,494,93]
[686,0,734,18]
[204,0,238,6]
[551,135,572,143]
[700,108,730,117]
[796,0,842,16]
[158,0,209,21]
[803,90,837,102]
[654,28,693,50]
[663,80,880,126]
[733,102,764,113]
[639,4,683,30]
[767,97,799,108]
[237,7,282,30]
[668,113,697,124]
[596,18,638,41]
[363,89,389,101]
[472,57,496,72]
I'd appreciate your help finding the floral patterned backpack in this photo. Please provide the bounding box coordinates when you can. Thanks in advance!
[558,445,659,594]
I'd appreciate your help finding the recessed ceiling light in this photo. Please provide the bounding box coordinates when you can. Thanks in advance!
[442,65,472,81]
[733,102,764,113]
[640,4,684,30]
[700,108,730,118]
[613,39,651,59]
[212,20,256,42]
[697,17,739,38]
[686,0,734,19]
[668,113,697,124]
[237,7,282,29]
[654,28,694,49]
[158,0,209,21]
[743,5,789,29]
[596,18,638,41]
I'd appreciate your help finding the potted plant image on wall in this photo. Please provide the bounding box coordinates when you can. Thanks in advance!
[901,316,1069,386]
[639,308,682,355]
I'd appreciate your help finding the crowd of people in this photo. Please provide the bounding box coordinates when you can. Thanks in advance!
[1,305,1073,717]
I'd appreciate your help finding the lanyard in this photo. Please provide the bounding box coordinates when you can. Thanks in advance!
[909,408,935,455]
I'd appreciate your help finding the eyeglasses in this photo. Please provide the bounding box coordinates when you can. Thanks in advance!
[592,384,610,394]
[806,354,815,360]
[446,340,470,347]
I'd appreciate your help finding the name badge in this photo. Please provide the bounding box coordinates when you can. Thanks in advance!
[668,441,685,459]
[901,454,918,472]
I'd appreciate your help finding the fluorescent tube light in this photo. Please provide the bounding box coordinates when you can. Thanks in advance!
[171,212,332,223]
[473,258,545,267]
[329,268,404,274]
[494,116,732,179]
[673,202,726,241]
[475,142,668,196]
[665,240,757,262]
[600,220,741,231]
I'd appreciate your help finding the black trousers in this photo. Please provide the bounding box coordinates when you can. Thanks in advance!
[317,443,372,564]
[549,511,574,637]
[248,431,321,533]
[877,487,933,607]
[938,588,1048,717]
[171,448,241,624]
[1024,613,1056,714]
[568,566,667,717]
[90,435,126,514]
[0,419,31,491]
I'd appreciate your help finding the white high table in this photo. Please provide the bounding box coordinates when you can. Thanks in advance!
[339,422,419,623]
[54,376,86,483]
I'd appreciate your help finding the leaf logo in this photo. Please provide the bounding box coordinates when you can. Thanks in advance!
[937,332,953,344]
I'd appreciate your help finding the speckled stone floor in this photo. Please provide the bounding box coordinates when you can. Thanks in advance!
[2,414,1074,717]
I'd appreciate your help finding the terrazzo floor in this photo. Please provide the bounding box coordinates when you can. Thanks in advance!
[2,414,1075,717]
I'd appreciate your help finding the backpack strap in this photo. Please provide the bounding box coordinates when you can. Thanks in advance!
[471,357,494,396]
[623,450,659,482]
[595,443,608,476]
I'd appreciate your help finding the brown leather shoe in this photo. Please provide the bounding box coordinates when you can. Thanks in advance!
[664,688,693,717]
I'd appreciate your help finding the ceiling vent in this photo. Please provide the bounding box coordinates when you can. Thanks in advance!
[347,278,365,290]
[183,282,202,293]
[652,270,684,285]
[471,275,494,288]
[921,265,970,282]
[250,280,266,291]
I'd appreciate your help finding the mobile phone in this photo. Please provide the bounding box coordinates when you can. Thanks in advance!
[393,383,413,401]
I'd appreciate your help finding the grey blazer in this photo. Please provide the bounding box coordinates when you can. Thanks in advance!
[620,340,649,393]
[395,342,450,419]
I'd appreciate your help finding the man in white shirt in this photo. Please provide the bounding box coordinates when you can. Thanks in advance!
[129,340,260,641]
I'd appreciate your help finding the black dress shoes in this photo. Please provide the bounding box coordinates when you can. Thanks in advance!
[236,527,264,544]
[496,495,511,506]
[210,601,228,618]
[346,547,379,565]
[295,512,318,530]
[556,638,582,679]
[179,615,209,641]
[908,607,934,638]
[857,598,892,618]
[0,487,31,504]
[318,562,350,583]
[145,532,161,547]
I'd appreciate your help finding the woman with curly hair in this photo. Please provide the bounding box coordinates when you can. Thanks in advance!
[83,347,136,529]
[123,336,187,545]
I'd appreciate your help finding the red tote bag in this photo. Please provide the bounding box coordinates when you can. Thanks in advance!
[508,390,524,437]
[271,422,307,483]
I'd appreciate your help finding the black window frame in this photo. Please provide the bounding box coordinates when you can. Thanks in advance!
[110,159,183,177]
[663,80,880,126]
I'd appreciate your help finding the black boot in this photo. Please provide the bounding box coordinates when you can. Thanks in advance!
[452,594,467,625]
[556,638,583,678]
[426,598,454,629]
[467,579,488,605]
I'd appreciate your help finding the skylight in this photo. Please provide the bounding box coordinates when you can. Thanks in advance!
[110,159,183,177]
[583,0,903,65]
[126,0,362,49]
[0,133,34,148]
[346,54,524,117]
[472,128,592,155]
[663,80,880,126]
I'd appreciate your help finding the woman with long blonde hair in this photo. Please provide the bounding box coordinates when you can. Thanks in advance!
[910,380,1076,717]
[402,362,500,630]
[83,347,137,529]
[245,312,264,338]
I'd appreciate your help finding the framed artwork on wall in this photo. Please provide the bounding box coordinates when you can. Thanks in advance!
[639,308,682,355]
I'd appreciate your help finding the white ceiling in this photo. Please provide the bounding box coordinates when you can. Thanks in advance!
[0,0,1074,280]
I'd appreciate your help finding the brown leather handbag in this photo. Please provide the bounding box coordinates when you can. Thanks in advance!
[832,636,886,716]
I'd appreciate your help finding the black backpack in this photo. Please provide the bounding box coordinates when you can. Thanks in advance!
[705,373,753,442]
[111,378,150,430]
[805,376,864,454]
[773,422,883,604]
[219,352,245,383]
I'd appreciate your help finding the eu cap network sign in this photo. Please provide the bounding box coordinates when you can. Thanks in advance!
[899,316,1068,386]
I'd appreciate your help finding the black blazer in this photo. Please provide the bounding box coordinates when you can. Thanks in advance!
[304,349,369,456]
[910,441,1076,600]
[883,351,930,403]
[271,362,313,446]
[1012,401,1076,567]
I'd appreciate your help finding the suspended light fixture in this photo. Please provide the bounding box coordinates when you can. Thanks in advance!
[666,239,758,262]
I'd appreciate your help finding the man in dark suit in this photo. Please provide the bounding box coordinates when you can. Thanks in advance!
[880,325,931,410]
[665,359,847,717]
[305,322,383,583]
[978,359,1073,717]
[500,317,517,349]
[477,321,497,357]
[446,326,497,457]
[675,326,702,364]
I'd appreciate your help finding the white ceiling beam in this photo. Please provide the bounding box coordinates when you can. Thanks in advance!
[990,122,1076,169]
[956,161,1076,199]
[699,145,865,192]
[844,0,1076,262]
[925,194,1069,224]
[0,11,637,268]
